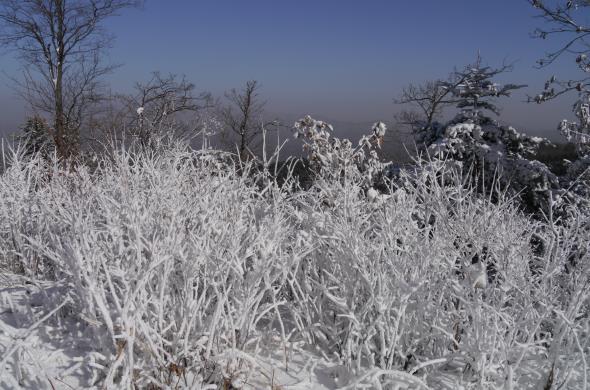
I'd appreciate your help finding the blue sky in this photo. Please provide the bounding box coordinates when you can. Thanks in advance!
[0,0,582,139]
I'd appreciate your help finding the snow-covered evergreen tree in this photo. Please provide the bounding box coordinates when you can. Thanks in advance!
[423,57,557,211]
[16,115,54,159]
[439,55,526,125]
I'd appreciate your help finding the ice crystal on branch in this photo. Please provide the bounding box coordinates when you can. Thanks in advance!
[529,0,590,154]
[294,115,388,192]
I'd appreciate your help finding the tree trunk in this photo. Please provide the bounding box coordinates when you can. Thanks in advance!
[53,0,79,161]
[54,68,67,159]
[239,131,247,161]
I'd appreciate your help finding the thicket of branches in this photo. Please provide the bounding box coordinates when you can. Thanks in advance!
[0,126,588,388]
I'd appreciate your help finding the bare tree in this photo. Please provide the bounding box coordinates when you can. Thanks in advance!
[395,76,464,147]
[397,80,456,130]
[529,0,590,68]
[115,72,213,149]
[0,0,141,160]
[220,80,266,160]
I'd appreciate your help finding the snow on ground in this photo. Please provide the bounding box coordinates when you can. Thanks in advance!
[0,278,346,389]
[0,276,97,388]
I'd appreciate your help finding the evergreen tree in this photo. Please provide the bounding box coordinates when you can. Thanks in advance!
[424,57,556,212]
[440,55,526,125]
[17,116,53,158]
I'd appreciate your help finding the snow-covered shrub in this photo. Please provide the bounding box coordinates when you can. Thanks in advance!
[535,77,590,219]
[293,115,389,194]
[0,142,312,388]
[0,136,588,389]
[287,155,589,388]
[430,121,558,211]
[287,118,589,388]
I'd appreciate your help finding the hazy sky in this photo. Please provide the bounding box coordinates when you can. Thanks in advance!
[0,0,582,140]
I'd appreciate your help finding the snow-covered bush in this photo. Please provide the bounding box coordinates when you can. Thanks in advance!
[289,153,588,389]
[0,136,588,389]
[430,121,558,210]
[534,73,590,219]
[0,142,312,388]
[293,115,389,193]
